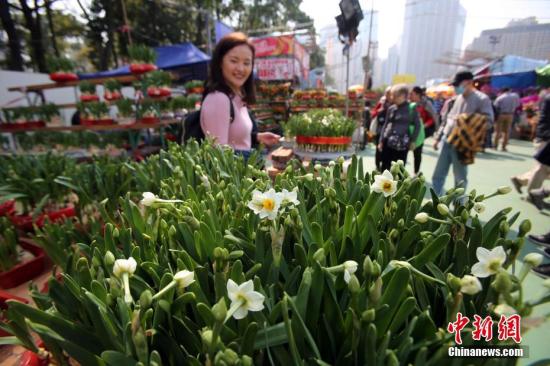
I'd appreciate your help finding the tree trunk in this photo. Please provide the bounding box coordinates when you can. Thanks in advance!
[0,0,24,70]
[19,0,48,73]
[44,0,60,57]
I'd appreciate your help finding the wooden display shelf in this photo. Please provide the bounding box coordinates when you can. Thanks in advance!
[0,119,179,133]
[291,106,363,112]
[8,75,139,93]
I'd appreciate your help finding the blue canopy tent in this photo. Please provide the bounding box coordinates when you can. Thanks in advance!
[474,55,547,90]
[78,42,210,81]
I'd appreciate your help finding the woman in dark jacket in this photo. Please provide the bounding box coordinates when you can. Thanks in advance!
[378,84,421,172]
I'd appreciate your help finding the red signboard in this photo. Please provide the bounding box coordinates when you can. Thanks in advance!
[255,58,301,81]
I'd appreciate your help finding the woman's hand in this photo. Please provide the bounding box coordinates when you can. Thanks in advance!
[257,132,281,147]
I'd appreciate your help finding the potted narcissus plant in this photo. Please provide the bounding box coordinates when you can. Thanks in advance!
[103,79,123,101]
[78,101,114,125]
[144,71,172,98]
[115,98,135,125]
[128,44,157,75]
[287,108,356,152]
[79,81,99,102]
[0,218,46,289]
[137,99,160,124]
[47,56,78,83]
[184,80,204,95]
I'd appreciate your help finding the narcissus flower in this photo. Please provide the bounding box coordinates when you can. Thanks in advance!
[415,212,429,223]
[343,260,358,284]
[113,257,137,278]
[280,188,300,206]
[174,270,195,289]
[247,189,282,220]
[372,170,397,197]
[524,252,543,267]
[140,192,183,207]
[460,275,483,295]
[473,202,485,214]
[471,246,506,278]
[226,279,265,320]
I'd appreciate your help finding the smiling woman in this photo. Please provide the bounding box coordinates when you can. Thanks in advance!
[200,32,280,157]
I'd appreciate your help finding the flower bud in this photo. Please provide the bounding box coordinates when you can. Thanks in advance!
[325,187,336,198]
[104,251,115,267]
[437,203,449,216]
[314,163,322,171]
[140,290,152,310]
[497,186,512,195]
[229,250,244,260]
[461,209,470,223]
[397,219,405,230]
[519,219,532,237]
[316,176,322,182]
[313,248,325,263]
[524,252,543,267]
[499,221,510,236]
[415,212,429,224]
[492,271,513,294]
[363,256,374,276]
[212,298,227,322]
[446,273,462,293]
[348,275,361,293]
[455,188,465,196]
[372,261,381,278]
[361,309,375,322]
[389,229,399,241]
[337,156,345,164]
[168,225,177,237]
[369,277,383,304]
[201,329,213,348]
[304,173,314,181]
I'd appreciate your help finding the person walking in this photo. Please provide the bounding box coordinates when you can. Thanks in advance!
[370,87,393,171]
[409,86,438,175]
[378,84,421,172]
[431,71,494,195]
[493,88,520,151]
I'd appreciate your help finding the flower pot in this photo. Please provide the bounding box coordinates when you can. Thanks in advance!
[129,63,157,75]
[147,86,171,98]
[19,350,49,366]
[137,116,159,124]
[0,289,28,337]
[49,72,78,82]
[104,91,122,101]
[81,118,115,126]
[80,94,100,103]
[187,87,204,94]
[9,206,76,232]
[0,200,15,216]
[23,120,46,128]
[117,116,134,125]
[0,238,45,289]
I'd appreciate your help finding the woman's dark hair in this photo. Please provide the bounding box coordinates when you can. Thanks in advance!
[412,86,424,96]
[204,32,256,104]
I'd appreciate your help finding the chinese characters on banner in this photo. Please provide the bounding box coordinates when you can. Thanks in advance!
[251,35,310,81]
[255,58,302,81]
[447,312,522,345]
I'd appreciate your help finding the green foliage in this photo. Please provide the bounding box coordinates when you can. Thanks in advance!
[183,80,203,90]
[79,81,97,95]
[128,44,156,64]
[115,99,134,118]
[78,102,110,119]
[46,56,75,73]
[143,71,172,88]
[286,109,356,137]
[2,141,544,366]
[2,104,59,123]
[0,217,19,272]
[104,79,122,92]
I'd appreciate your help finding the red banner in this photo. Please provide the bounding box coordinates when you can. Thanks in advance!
[296,136,352,145]
[252,35,294,57]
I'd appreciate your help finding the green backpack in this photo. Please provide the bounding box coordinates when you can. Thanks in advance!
[408,102,425,147]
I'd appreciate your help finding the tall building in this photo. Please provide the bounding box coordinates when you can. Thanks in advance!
[319,10,379,93]
[376,44,400,87]
[466,18,550,61]
[398,0,466,85]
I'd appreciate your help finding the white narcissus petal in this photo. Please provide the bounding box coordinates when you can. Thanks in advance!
[381,170,393,180]
[246,292,265,311]
[493,246,507,263]
[174,270,194,288]
[232,306,248,320]
[227,279,239,302]
[471,262,491,278]
[476,247,491,263]
[141,192,157,206]
[460,275,482,295]
[344,270,351,284]
[239,280,254,294]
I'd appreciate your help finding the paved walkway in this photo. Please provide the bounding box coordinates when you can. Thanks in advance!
[360,137,550,364]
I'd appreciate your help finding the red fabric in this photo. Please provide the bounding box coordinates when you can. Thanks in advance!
[417,105,434,128]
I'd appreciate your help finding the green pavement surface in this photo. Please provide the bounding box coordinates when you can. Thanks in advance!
[356,137,550,365]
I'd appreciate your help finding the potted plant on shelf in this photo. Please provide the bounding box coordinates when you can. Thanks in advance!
[0,218,46,289]
[137,99,160,124]
[287,108,356,153]
[115,98,135,125]
[78,101,114,125]
[47,56,78,83]
[38,104,60,125]
[128,44,157,75]
[103,79,123,101]
[144,71,172,98]
[184,80,204,95]
[79,81,99,102]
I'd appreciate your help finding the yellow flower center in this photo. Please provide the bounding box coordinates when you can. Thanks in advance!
[262,198,275,211]
[488,259,502,272]
[383,181,393,191]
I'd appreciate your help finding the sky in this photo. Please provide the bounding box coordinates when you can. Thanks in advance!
[300,0,550,59]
